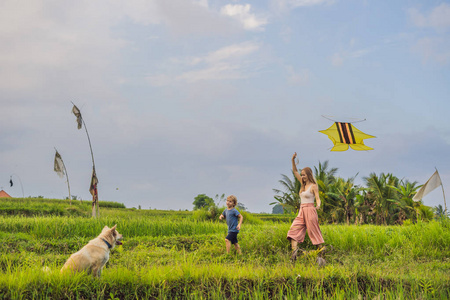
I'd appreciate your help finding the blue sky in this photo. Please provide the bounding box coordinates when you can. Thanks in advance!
[1,0,449,212]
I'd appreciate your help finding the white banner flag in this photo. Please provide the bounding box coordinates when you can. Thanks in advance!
[413,170,442,202]
[54,151,65,178]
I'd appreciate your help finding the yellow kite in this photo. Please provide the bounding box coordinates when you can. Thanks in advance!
[319,122,375,151]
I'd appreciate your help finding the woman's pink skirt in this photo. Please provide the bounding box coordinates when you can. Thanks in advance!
[287,203,324,245]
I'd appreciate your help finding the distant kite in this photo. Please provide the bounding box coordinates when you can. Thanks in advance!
[319,117,375,151]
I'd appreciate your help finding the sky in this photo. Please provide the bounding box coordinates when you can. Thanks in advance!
[1,0,449,213]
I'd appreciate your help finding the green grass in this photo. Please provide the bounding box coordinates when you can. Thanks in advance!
[0,198,449,299]
[0,197,125,217]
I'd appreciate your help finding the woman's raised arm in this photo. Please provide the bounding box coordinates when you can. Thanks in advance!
[292,152,301,182]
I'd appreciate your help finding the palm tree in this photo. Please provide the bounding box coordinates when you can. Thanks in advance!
[272,172,301,213]
[214,193,226,207]
[389,180,420,224]
[354,191,375,225]
[314,160,338,185]
[434,204,449,220]
[317,179,341,224]
[363,173,399,225]
[322,176,361,224]
[314,161,339,223]
[315,178,335,223]
[336,177,360,224]
[417,204,434,221]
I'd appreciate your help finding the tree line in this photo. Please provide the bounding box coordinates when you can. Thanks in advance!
[272,161,448,225]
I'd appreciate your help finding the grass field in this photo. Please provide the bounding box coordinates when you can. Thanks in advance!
[0,197,449,299]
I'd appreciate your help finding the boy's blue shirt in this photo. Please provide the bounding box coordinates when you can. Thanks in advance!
[222,208,240,233]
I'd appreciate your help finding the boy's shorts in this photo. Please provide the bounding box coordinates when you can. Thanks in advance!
[226,232,239,244]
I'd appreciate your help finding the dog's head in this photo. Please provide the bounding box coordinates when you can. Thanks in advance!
[101,224,123,248]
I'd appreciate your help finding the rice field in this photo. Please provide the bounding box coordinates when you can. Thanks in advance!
[0,198,449,299]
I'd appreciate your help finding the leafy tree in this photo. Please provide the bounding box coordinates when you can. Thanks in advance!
[272,203,284,214]
[208,204,221,220]
[236,202,247,211]
[193,194,214,210]
[214,193,226,206]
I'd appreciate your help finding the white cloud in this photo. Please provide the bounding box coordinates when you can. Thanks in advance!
[330,39,372,67]
[181,42,260,81]
[409,8,427,28]
[220,4,267,31]
[413,37,450,65]
[177,63,243,82]
[145,74,173,87]
[331,53,344,67]
[409,3,450,31]
[191,42,260,65]
[288,0,335,7]
[409,3,450,65]
[428,3,450,30]
[193,0,209,8]
[147,41,261,84]
[279,26,293,43]
[0,0,242,94]
[156,0,237,35]
[274,0,335,11]
[0,1,124,92]
[120,0,234,35]
[286,66,310,85]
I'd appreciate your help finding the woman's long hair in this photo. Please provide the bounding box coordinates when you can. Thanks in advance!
[300,167,316,192]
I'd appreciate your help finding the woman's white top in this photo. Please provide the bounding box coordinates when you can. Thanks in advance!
[300,185,315,204]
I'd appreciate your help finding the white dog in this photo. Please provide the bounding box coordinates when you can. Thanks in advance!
[61,225,123,277]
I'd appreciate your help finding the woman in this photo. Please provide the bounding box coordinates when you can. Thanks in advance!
[287,152,325,261]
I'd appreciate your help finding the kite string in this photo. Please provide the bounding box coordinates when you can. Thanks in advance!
[321,115,366,123]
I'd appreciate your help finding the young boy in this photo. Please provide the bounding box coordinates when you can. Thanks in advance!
[219,195,243,254]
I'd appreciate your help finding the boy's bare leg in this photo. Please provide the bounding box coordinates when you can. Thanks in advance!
[225,239,231,253]
[234,243,241,254]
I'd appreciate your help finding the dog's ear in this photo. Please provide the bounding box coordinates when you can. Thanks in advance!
[110,224,117,236]
[102,225,110,232]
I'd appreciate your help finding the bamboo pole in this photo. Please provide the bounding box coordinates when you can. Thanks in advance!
[10,174,24,199]
[435,167,447,216]
[71,101,99,218]
[441,183,447,215]
[54,148,72,205]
